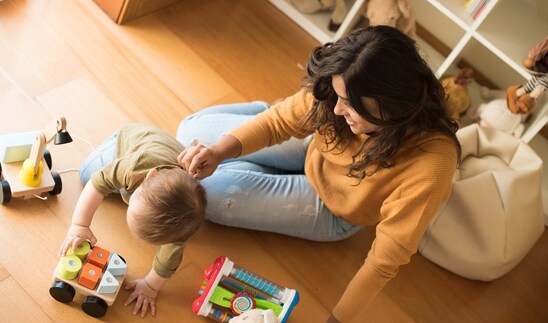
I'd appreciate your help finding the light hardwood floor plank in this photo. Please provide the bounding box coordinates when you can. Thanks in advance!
[0,1,84,98]
[0,0,547,322]
[0,264,8,282]
[0,277,53,322]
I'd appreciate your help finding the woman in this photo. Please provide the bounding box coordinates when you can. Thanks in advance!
[177,26,461,322]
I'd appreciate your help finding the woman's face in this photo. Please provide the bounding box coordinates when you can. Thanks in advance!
[332,75,381,135]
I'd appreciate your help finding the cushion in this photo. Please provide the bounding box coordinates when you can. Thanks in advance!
[419,124,544,281]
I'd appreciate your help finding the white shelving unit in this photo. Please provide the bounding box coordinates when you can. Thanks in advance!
[268,0,366,43]
[269,0,548,143]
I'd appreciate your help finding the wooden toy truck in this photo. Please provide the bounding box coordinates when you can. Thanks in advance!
[49,241,127,318]
[0,115,72,204]
[193,256,299,323]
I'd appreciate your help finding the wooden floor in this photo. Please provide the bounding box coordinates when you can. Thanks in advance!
[0,1,546,322]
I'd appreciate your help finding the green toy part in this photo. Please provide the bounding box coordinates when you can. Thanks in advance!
[209,285,282,316]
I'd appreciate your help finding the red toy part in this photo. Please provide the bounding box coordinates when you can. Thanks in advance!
[88,246,110,270]
[192,256,227,314]
[78,262,102,290]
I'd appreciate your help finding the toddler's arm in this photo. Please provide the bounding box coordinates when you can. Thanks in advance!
[58,181,105,256]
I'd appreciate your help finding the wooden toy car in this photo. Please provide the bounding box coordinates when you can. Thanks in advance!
[49,241,127,318]
[0,115,72,204]
[193,256,299,323]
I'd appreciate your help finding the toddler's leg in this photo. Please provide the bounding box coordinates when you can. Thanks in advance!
[79,132,118,185]
[200,161,363,242]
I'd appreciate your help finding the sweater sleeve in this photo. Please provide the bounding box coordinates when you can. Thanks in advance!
[229,89,315,156]
[332,142,456,321]
[152,242,186,278]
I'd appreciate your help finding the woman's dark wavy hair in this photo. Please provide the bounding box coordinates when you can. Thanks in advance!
[304,25,461,179]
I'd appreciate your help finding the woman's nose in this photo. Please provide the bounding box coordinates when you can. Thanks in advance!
[333,100,345,116]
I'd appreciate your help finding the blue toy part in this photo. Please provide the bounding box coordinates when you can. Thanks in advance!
[97,271,120,294]
[279,290,299,323]
[106,253,127,276]
[232,267,281,296]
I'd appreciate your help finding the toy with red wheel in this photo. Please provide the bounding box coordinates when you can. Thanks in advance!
[193,256,299,323]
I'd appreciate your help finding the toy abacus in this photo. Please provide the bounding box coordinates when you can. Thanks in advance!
[49,241,127,317]
[193,256,299,323]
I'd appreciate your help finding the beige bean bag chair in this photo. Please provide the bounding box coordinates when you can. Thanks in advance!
[419,124,544,281]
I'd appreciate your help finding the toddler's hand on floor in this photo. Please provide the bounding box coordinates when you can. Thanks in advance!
[124,279,158,317]
[58,224,97,256]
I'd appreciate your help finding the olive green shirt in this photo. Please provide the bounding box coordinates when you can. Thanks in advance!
[90,124,186,278]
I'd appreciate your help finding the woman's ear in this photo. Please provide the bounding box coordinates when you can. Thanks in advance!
[145,168,158,179]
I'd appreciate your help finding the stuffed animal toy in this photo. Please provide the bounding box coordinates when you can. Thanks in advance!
[506,74,547,114]
[362,0,416,38]
[441,68,474,122]
[475,99,525,138]
[523,37,548,74]
[291,0,348,32]
[228,309,279,323]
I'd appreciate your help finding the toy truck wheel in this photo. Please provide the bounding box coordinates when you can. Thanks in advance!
[49,172,62,195]
[82,296,108,318]
[43,149,52,169]
[0,180,11,204]
[49,281,75,303]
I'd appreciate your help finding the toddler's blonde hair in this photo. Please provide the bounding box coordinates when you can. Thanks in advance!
[132,168,206,244]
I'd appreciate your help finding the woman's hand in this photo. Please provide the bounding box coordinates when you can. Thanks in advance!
[177,135,243,180]
[124,279,159,317]
[177,144,222,179]
[58,224,97,256]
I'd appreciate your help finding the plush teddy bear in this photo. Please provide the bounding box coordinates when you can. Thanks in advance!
[291,0,348,32]
[228,309,279,323]
[441,68,474,122]
[362,0,416,38]
[475,99,525,138]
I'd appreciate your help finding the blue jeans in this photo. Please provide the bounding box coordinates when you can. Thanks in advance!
[79,132,118,186]
[177,102,362,242]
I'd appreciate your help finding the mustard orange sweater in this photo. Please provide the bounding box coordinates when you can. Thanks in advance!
[230,90,457,322]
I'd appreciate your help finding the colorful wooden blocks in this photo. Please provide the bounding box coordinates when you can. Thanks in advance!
[50,243,128,318]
